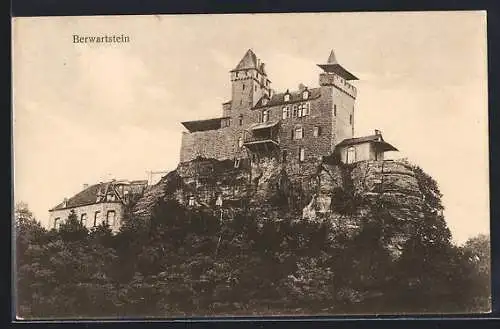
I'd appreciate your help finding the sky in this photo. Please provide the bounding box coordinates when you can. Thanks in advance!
[12,11,488,244]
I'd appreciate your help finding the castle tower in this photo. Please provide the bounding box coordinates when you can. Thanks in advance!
[317,50,358,147]
[230,49,272,111]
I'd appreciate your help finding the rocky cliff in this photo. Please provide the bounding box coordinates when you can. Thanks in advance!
[131,156,441,259]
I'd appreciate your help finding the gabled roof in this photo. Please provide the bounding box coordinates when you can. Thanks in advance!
[49,180,148,212]
[317,50,358,81]
[231,49,267,75]
[181,117,230,132]
[253,87,321,109]
[336,134,398,152]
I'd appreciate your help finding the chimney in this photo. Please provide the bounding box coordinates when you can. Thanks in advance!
[63,197,68,208]
[83,183,89,190]
[298,83,307,91]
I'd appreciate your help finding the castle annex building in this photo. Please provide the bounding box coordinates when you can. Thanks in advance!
[180,49,398,165]
[48,180,148,232]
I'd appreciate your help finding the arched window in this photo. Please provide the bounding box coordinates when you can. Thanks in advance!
[346,147,356,164]
[262,110,269,123]
[284,94,290,102]
[238,115,243,126]
[106,210,116,226]
[302,90,309,100]
[54,217,61,229]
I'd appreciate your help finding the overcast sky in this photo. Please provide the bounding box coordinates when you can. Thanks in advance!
[12,12,488,244]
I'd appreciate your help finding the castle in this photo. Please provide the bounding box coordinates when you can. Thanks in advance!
[48,49,400,230]
[180,49,398,166]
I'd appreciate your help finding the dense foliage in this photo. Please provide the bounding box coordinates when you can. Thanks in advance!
[15,165,491,318]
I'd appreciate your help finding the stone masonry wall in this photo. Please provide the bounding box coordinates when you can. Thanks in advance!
[48,202,124,233]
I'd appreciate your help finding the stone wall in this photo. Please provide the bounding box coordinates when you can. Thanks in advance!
[180,127,248,163]
[48,202,124,233]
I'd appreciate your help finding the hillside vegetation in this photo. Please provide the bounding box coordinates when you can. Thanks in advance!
[15,161,490,318]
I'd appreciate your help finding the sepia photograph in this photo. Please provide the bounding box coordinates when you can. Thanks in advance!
[12,11,490,319]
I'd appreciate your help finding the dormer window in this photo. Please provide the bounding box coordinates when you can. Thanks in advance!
[262,98,268,106]
[284,93,290,102]
[302,90,309,100]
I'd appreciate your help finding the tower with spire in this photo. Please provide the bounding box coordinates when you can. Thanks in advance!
[318,50,358,145]
[230,49,272,111]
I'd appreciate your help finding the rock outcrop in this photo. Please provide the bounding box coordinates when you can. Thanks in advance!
[131,156,433,259]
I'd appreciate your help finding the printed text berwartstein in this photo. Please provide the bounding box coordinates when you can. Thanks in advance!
[73,34,130,44]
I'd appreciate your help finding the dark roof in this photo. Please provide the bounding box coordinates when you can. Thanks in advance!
[317,50,358,80]
[336,134,382,147]
[49,180,148,212]
[253,87,321,109]
[181,117,230,132]
[231,49,267,75]
[336,134,398,152]
[249,120,280,131]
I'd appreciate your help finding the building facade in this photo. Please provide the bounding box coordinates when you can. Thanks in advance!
[48,180,148,232]
[180,49,396,165]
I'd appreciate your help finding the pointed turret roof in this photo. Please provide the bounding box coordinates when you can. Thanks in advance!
[231,49,267,75]
[317,50,358,80]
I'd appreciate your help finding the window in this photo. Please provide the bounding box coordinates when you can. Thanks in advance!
[349,114,353,125]
[313,126,321,137]
[188,196,195,206]
[334,104,337,116]
[282,150,288,162]
[54,217,61,229]
[297,105,303,117]
[346,147,356,164]
[80,213,87,226]
[238,137,244,148]
[302,90,309,100]
[262,98,268,106]
[234,158,241,168]
[299,148,305,162]
[94,211,101,226]
[294,127,303,140]
[106,210,116,226]
[284,94,290,102]
[292,105,298,118]
[301,103,310,116]
[235,72,239,78]
[222,118,231,128]
[242,83,245,90]
[282,106,290,119]
[262,110,269,123]
[239,115,243,126]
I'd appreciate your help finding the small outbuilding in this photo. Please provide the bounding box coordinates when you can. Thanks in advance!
[335,130,398,164]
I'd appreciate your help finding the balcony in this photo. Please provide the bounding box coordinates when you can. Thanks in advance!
[243,120,280,153]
